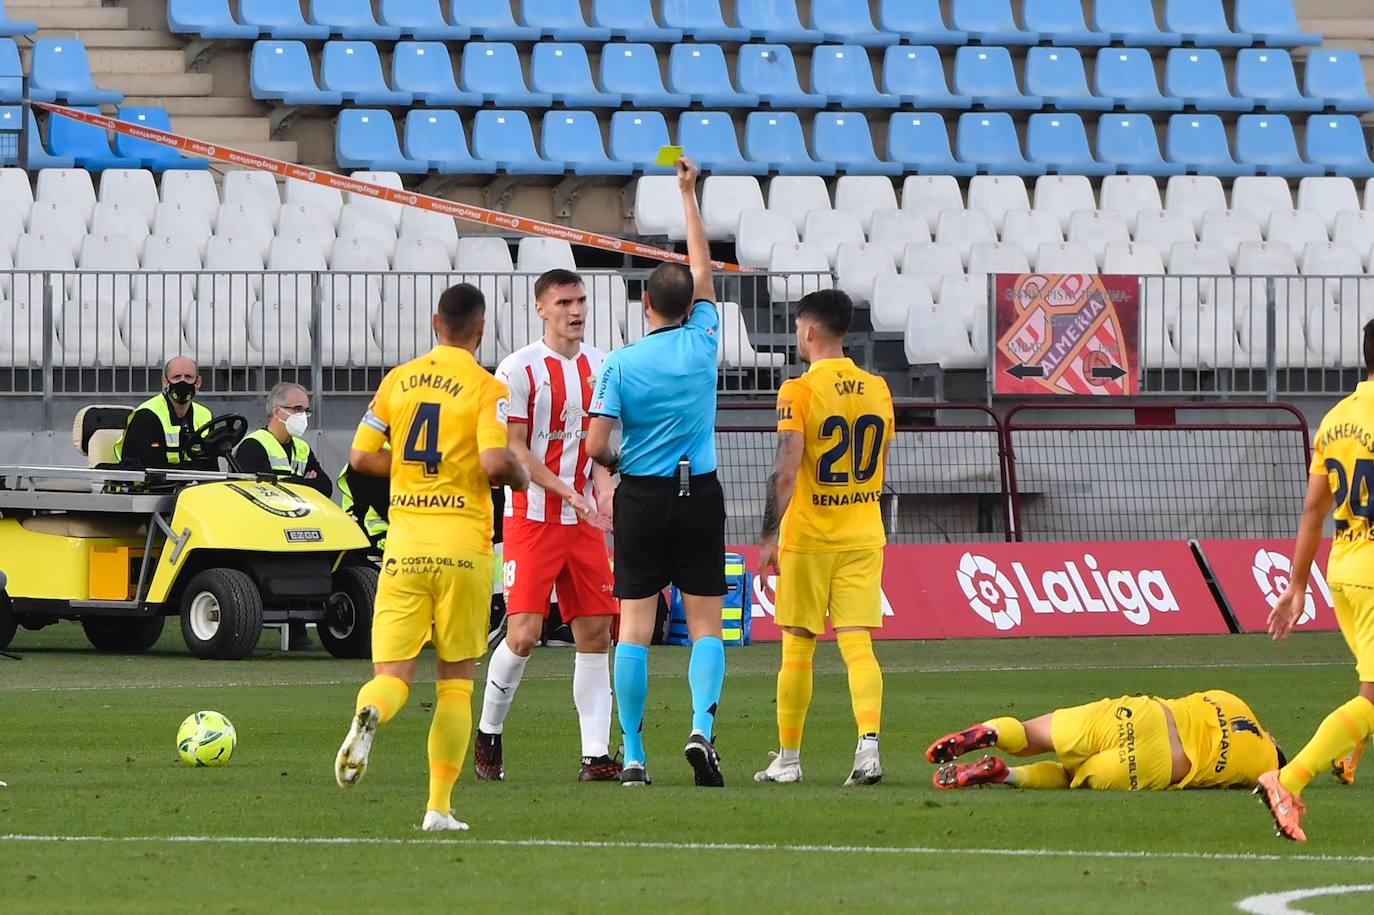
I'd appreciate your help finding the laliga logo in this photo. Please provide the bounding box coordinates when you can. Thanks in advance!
[955,552,1180,629]
[957,553,1021,631]
[1251,549,1317,626]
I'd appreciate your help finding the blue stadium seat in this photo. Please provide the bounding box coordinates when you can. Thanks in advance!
[531,43,621,107]
[392,41,482,105]
[542,110,632,176]
[337,109,429,173]
[1096,113,1183,176]
[1304,51,1374,114]
[600,43,690,108]
[47,106,141,172]
[876,0,966,45]
[660,0,750,42]
[309,0,403,39]
[0,2,35,37]
[322,41,413,105]
[957,113,1046,176]
[887,112,975,176]
[1306,115,1374,178]
[168,0,260,39]
[677,111,768,175]
[0,38,22,102]
[1165,48,1255,112]
[115,107,210,172]
[449,0,541,41]
[378,0,470,40]
[240,0,331,39]
[471,109,567,174]
[1235,49,1321,113]
[812,112,901,176]
[1094,48,1183,112]
[251,40,345,106]
[812,45,897,109]
[1023,0,1109,47]
[1234,114,1320,177]
[668,44,760,108]
[592,0,683,42]
[21,110,74,169]
[521,0,612,41]
[402,108,496,173]
[881,45,971,108]
[28,39,123,106]
[609,110,675,174]
[737,45,825,109]
[1166,114,1254,177]
[736,0,823,44]
[461,42,554,107]
[810,0,899,47]
[744,111,835,176]
[1091,0,1181,47]
[1235,0,1320,48]
[950,0,1040,46]
[1163,0,1253,48]
[1025,47,1112,112]
[953,46,1043,110]
[1026,112,1111,175]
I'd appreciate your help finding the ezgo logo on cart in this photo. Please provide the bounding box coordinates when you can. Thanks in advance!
[956,551,1180,629]
[1251,548,1324,626]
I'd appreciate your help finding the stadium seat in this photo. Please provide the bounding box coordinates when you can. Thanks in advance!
[608,110,673,174]
[1300,241,1365,310]
[13,110,73,171]
[114,108,208,172]
[1334,211,1374,267]
[338,202,399,261]
[1033,174,1095,232]
[1067,209,1131,267]
[531,43,622,108]
[251,41,345,106]
[869,209,931,263]
[310,0,403,39]
[592,0,683,42]
[1165,49,1254,112]
[936,209,998,265]
[600,44,691,109]
[320,239,384,366]
[737,45,824,109]
[28,201,90,258]
[13,233,77,316]
[834,175,898,233]
[215,201,274,260]
[472,109,566,175]
[1002,208,1064,255]
[461,42,554,107]
[1104,240,1166,277]
[1234,0,1321,48]
[516,237,576,275]
[0,1,35,37]
[668,44,760,108]
[542,110,632,176]
[905,291,980,369]
[454,235,514,293]
[875,0,964,44]
[399,206,459,258]
[934,273,990,339]
[1304,51,1374,114]
[1164,0,1253,47]
[1027,113,1111,176]
[1023,0,1108,46]
[1034,241,1097,274]
[520,0,612,41]
[449,0,541,41]
[404,109,496,173]
[321,41,412,106]
[1094,48,1183,112]
[835,242,897,307]
[153,201,213,260]
[0,39,22,103]
[99,168,158,227]
[378,0,469,40]
[812,113,901,176]
[1167,115,1253,177]
[1235,50,1322,113]
[36,167,96,214]
[192,236,261,366]
[881,45,971,109]
[888,113,974,177]
[718,300,783,369]
[286,175,344,223]
[1164,174,1227,232]
[1231,175,1295,221]
[950,0,1039,46]
[1298,178,1361,235]
[766,175,832,233]
[953,47,1043,110]
[677,111,767,176]
[337,109,428,173]
[161,169,219,227]
[735,210,796,267]
[745,112,834,176]
[967,175,1029,234]
[902,241,964,298]
[700,174,764,240]
[1307,115,1374,178]
[803,210,864,268]
[392,42,482,106]
[1268,209,1329,253]
[661,0,750,42]
[168,0,260,38]
[768,241,833,303]
[812,45,898,109]
[902,174,965,230]
[91,202,151,251]
[239,0,331,39]
[1235,241,1306,363]
[47,107,140,172]
[967,241,1030,283]
[1025,48,1112,112]
[277,203,336,252]
[957,113,1047,177]
[1100,174,1164,226]
[28,40,122,106]
[1235,115,1320,178]
[1200,209,1264,266]
[809,0,898,46]
[1092,0,1181,46]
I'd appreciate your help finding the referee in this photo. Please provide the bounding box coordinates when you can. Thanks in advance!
[586,156,727,788]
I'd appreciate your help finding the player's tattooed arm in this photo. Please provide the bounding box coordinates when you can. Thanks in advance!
[760,431,803,540]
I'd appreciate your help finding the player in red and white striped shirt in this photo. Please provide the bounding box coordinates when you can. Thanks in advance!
[477,268,621,782]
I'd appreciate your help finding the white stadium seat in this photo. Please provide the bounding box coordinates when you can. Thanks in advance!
[192,235,262,366]
[834,176,898,234]
[1334,211,1374,268]
[516,236,575,274]
[966,242,1029,285]
[802,209,864,268]
[90,201,150,252]
[1134,210,1196,266]
[767,175,831,234]
[1001,209,1062,257]
[867,209,930,262]
[901,241,964,300]
[582,271,629,353]
[937,274,990,334]
[337,202,398,262]
[278,203,337,251]
[399,207,460,260]
[284,177,343,225]
[1067,210,1130,269]
[1033,242,1097,275]
[1267,209,1329,253]
[0,167,34,221]
[160,169,220,229]
[0,207,25,257]
[224,170,282,225]
[214,202,274,261]
[35,168,97,218]
[255,237,322,366]
[1164,175,1227,234]
[633,175,685,239]
[347,171,404,229]
[834,241,896,305]
[905,297,980,369]
[138,235,200,365]
[1100,175,1163,228]
[700,175,764,241]
[76,233,141,313]
[1235,241,1308,368]
[736,210,797,269]
[97,169,159,228]
[455,236,515,298]
[1298,177,1360,234]
[767,241,833,303]
[1199,209,1263,268]
[902,174,963,232]
[935,209,996,266]
[871,272,932,333]
[27,200,89,259]
[1231,176,1294,225]
[719,301,783,369]
[1032,175,1095,234]
[149,204,212,262]
[967,175,1028,235]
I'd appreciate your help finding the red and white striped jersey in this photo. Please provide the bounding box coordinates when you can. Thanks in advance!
[495,340,605,525]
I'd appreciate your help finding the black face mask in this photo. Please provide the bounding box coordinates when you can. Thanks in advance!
[165,381,197,405]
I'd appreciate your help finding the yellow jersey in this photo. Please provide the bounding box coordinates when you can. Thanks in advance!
[1165,691,1279,790]
[351,345,510,553]
[1311,380,1374,587]
[775,357,894,554]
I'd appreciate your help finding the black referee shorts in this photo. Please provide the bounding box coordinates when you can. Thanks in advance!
[613,472,727,600]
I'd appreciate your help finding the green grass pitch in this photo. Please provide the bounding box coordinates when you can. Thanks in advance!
[2,626,1372,913]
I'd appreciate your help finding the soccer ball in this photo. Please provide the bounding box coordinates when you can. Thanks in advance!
[176,710,236,767]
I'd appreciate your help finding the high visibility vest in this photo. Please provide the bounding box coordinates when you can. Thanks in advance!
[337,464,388,549]
[113,395,212,465]
[239,428,311,477]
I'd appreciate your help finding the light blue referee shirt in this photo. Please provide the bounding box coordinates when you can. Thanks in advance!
[590,299,719,477]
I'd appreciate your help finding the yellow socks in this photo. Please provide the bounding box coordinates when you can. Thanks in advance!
[356,674,409,724]
[836,630,883,737]
[776,632,816,751]
[427,679,474,814]
[1280,695,1374,795]
[1007,761,1069,789]
[986,716,1028,754]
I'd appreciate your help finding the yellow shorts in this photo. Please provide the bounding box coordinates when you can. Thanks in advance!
[1051,695,1173,790]
[372,541,493,664]
[774,548,883,635]
[1331,582,1374,681]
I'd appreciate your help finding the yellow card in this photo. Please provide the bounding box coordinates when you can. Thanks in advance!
[654,145,684,167]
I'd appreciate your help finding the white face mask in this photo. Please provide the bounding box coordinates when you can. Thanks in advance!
[283,411,309,438]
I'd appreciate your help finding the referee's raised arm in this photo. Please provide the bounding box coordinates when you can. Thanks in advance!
[680,157,715,307]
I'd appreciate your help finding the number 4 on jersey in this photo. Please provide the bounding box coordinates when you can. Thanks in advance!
[404,402,443,476]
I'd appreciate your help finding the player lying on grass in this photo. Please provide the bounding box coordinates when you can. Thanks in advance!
[927,689,1283,791]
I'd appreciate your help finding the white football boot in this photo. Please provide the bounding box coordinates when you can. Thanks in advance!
[421,810,471,832]
[843,746,883,786]
[754,751,803,784]
[334,705,380,789]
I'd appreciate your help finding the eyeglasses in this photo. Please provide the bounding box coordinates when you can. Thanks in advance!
[278,404,312,416]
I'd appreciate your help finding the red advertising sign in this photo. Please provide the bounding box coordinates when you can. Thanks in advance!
[1195,538,1340,633]
[993,273,1140,397]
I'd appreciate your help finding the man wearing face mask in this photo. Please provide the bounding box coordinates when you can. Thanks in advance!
[114,355,217,471]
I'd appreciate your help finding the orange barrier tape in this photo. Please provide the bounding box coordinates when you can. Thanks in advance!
[34,102,749,273]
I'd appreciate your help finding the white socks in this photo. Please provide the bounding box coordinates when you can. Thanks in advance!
[573,651,613,758]
[479,640,529,735]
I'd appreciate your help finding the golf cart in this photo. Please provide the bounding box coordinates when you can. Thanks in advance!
[0,406,377,660]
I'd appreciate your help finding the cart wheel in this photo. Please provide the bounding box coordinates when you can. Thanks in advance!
[319,565,376,660]
[180,568,264,660]
[81,616,165,653]
[0,592,16,650]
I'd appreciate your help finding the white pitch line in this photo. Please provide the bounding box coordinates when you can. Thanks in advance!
[2,833,1373,866]
[1236,884,1374,914]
